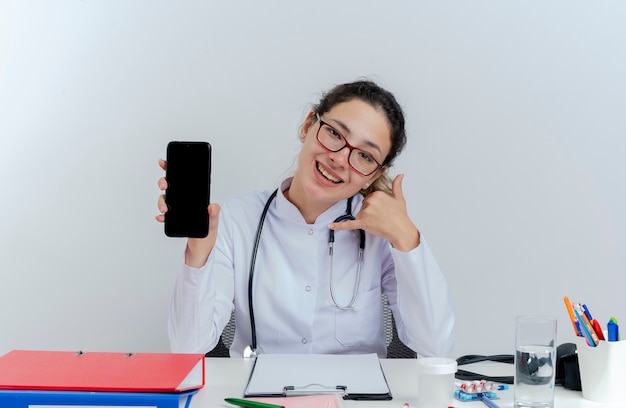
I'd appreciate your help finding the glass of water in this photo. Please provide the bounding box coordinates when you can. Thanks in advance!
[514,315,557,408]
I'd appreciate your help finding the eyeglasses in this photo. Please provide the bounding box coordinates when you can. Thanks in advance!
[315,113,384,176]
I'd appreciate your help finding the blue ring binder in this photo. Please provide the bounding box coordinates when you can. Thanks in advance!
[0,388,198,408]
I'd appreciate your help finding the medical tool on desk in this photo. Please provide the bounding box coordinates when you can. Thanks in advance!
[243,189,366,358]
[454,390,498,401]
[455,380,508,394]
[454,380,506,403]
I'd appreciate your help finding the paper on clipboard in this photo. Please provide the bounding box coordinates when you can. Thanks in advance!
[243,353,392,400]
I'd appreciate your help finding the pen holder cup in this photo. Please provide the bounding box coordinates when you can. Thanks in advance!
[575,336,626,403]
[416,357,457,408]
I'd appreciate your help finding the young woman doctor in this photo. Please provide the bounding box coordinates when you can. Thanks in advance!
[156,80,454,358]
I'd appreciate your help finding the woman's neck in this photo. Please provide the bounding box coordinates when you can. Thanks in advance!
[283,179,334,224]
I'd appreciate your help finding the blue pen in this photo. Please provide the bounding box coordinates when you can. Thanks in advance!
[610,317,620,340]
[481,394,501,408]
[575,321,583,337]
[608,320,619,342]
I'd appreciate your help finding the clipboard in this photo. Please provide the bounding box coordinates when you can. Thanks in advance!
[243,353,392,401]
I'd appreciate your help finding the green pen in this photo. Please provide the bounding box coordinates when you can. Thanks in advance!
[224,397,285,408]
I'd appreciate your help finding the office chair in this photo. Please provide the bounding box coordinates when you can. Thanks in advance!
[205,294,417,358]
[205,313,235,358]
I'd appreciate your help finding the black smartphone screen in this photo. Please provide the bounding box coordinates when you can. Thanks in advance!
[164,141,211,238]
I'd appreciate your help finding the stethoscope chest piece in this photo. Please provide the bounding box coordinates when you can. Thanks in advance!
[242,345,257,358]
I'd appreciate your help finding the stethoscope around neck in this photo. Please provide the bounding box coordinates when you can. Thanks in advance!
[243,188,365,358]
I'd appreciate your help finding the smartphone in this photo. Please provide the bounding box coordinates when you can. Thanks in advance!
[164,141,211,238]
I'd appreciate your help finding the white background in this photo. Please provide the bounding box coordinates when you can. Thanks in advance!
[1,0,624,358]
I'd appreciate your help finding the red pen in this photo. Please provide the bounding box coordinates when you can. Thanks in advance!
[583,303,606,341]
[591,319,606,341]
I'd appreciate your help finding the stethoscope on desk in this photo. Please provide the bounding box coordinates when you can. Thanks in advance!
[243,188,366,358]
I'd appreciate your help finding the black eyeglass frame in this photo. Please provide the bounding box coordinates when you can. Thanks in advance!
[315,113,385,177]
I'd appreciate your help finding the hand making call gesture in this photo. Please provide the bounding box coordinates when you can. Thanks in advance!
[329,174,420,252]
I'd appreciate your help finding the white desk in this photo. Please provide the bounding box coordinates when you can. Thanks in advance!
[192,358,620,408]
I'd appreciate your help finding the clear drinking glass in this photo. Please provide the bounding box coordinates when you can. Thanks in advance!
[514,315,557,408]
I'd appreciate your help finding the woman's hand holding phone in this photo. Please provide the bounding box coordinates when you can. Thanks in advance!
[157,158,220,268]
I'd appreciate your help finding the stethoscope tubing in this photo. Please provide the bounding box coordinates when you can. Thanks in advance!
[247,189,278,352]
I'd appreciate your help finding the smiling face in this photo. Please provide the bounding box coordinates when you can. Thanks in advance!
[287,99,392,220]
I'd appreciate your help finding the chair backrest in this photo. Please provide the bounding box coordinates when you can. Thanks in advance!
[205,294,416,358]
[382,293,417,358]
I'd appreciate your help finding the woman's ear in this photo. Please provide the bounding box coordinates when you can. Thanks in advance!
[361,166,391,195]
[299,111,317,142]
